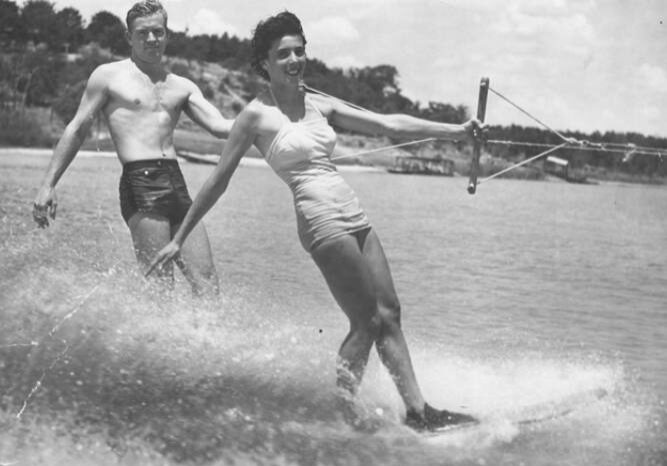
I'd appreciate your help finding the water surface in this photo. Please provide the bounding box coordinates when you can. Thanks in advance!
[1,151,665,465]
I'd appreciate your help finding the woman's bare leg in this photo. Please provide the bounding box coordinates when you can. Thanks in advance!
[313,229,476,430]
[359,229,477,429]
[357,229,425,411]
[311,233,380,394]
[311,230,424,409]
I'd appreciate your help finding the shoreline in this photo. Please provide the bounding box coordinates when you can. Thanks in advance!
[2,146,664,185]
[0,147,384,173]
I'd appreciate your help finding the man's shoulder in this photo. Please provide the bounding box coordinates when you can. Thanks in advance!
[90,59,130,80]
[96,58,130,72]
[166,71,200,92]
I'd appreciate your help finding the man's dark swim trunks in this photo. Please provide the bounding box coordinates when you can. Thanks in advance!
[119,158,193,226]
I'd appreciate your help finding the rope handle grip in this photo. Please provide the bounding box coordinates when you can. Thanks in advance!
[467,77,490,194]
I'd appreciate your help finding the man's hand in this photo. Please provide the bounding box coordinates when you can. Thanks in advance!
[145,241,182,277]
[33,187,58,228]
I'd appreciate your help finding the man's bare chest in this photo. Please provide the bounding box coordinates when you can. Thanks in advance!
[107,76,188,113]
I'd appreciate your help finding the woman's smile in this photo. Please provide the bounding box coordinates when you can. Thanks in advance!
[266,34,306,82]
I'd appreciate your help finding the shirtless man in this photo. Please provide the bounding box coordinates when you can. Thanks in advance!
[32,0,232,296]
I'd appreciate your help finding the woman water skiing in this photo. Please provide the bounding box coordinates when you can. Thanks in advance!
[148,11,485,432]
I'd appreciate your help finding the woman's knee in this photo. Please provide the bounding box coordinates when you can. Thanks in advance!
[349,306,401,345]
[349,297,401,335]
[350,311,383,340]
[377,299,402,330]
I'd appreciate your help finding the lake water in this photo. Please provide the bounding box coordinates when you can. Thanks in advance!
[1,151,666,465]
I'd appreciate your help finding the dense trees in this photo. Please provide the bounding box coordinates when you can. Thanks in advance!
[87,11,129,55]
[55,7,85,52]
[0,0,22,45]
[5,0,84,52]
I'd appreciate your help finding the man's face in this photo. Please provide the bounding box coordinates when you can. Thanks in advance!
[127,12,167,64]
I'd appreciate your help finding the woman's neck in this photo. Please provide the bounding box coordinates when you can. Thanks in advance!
[269,82,306,120]
[269,80,304,100]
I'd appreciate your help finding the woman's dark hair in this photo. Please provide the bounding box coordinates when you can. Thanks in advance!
[251,11,307,80]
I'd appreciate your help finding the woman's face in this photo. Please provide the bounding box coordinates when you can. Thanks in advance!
[264,34,306,85]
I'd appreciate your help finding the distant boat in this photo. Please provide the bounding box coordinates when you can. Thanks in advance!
[544,155,589,184]
[387,156,454,176]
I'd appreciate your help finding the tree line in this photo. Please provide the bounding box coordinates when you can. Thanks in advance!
[0,0,664,176]
[0,0,467,118]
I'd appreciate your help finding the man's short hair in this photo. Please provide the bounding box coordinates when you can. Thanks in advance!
[126,0,168,32]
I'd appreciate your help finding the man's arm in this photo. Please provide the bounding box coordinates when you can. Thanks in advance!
[32,66,110,227]
[183,81,234,139]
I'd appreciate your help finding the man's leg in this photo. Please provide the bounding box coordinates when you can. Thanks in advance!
[174,221,219,297]
[127,212,174,286]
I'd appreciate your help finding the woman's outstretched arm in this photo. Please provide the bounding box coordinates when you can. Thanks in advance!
[312,93,482,142]
[146,107,260,276]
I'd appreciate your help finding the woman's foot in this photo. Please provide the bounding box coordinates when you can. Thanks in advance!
[405,403,477,432]
[335,393,386,433]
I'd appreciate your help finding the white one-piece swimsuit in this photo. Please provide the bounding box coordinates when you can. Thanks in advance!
[263,95,371,251]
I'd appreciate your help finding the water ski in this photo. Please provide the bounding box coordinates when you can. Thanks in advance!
[421,387,608,438]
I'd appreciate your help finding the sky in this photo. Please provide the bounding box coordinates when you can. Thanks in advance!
[47,0,667,138]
